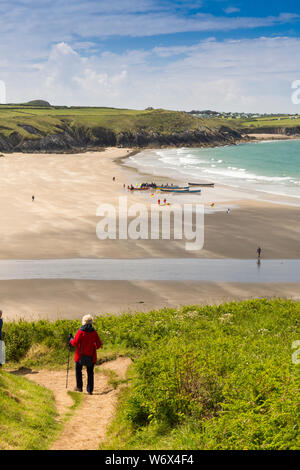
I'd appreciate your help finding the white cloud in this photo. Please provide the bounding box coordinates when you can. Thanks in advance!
[224,7,241,15]
[0,2,298,56]
[66,12,299,38]
[4,36,299,113]
[0,2,299,112]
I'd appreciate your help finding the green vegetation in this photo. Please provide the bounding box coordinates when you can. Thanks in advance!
[238,115,300,130]
[22,100,52,107]
[0,104,201,141]
[195,114,300,133]
[0,103,299,147]
[195,116,300,135]
[190,111,300,131]
[0,369,59,449]
[2,299,300,450]
[66,391,84,413]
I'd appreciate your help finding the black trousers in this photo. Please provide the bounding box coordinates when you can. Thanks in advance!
[75,362,94,393]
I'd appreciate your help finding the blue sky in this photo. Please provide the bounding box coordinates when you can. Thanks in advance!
[0,0,300,111]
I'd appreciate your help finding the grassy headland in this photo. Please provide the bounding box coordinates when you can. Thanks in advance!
[1,103,299,152]
[0,104,243,152]
[1,299,300,450]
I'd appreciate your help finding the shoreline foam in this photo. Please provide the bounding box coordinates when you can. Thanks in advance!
[122,141,300,207]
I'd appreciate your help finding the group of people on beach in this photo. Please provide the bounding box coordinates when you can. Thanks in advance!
[113,177,180,192]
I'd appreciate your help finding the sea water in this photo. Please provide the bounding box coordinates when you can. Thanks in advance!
[0,258,299,282]
[125,140,300,199]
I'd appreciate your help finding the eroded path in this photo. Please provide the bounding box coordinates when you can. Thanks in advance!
[24,357,131,450]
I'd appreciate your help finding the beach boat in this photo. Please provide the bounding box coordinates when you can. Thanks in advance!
[188,182,215,187]
[157,185,189,190]
[161,188,201,193]
[161,188,190,193]
[159,186,190,191]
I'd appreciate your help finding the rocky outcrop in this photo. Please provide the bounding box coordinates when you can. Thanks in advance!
[0,123,246,153]
[245,126,300,136]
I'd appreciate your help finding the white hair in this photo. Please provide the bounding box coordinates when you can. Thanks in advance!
[82,314,93,325]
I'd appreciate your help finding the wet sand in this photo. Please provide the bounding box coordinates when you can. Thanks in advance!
[1,280,299,321]
[0,147,299,320]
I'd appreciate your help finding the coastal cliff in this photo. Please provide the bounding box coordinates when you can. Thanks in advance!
[0,105,247,153]
[0,122,245,153]
[2,103,299,153]
[245,126,300,136]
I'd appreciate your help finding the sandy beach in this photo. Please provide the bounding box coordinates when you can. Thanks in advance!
[0,147,299,320]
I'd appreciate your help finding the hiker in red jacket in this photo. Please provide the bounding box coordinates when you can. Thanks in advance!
[70,315,102,395]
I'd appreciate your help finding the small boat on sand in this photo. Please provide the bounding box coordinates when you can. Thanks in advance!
[188,182,215,187]
[161,188,201,193]
[157,186,189,190]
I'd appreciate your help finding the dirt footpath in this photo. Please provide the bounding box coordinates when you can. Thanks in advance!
[24,356,132,450]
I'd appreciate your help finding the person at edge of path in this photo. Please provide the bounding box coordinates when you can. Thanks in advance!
[0,310,3,367]
[69,315,102,395]
[257,247,262,260]
[32,195,35,202]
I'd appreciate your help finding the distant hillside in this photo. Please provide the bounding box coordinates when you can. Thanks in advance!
[239,115,300,135]
[1,104,300,153]
[23,100,52,107]
[5,100,52,108]
[0,106,246,152]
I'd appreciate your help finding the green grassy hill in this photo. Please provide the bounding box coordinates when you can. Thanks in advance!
[0,369,59,449]
[2,299,300,450]
[1,104,299,152]
[240,115,300,129]
[192,115,300,136]
[236,116,300,135]
[0,105,204,139]
[0,104,244,152]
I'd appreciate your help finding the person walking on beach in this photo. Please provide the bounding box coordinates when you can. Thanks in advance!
[69,315,101,395]
[257,247,262,260]
[0,310,3,367]
[32,195,35,202]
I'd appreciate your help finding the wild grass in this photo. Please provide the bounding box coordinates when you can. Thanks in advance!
[0,369,59,450]
[0,106,200,140]
[0,105,299,143]
[2,299,300,450]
